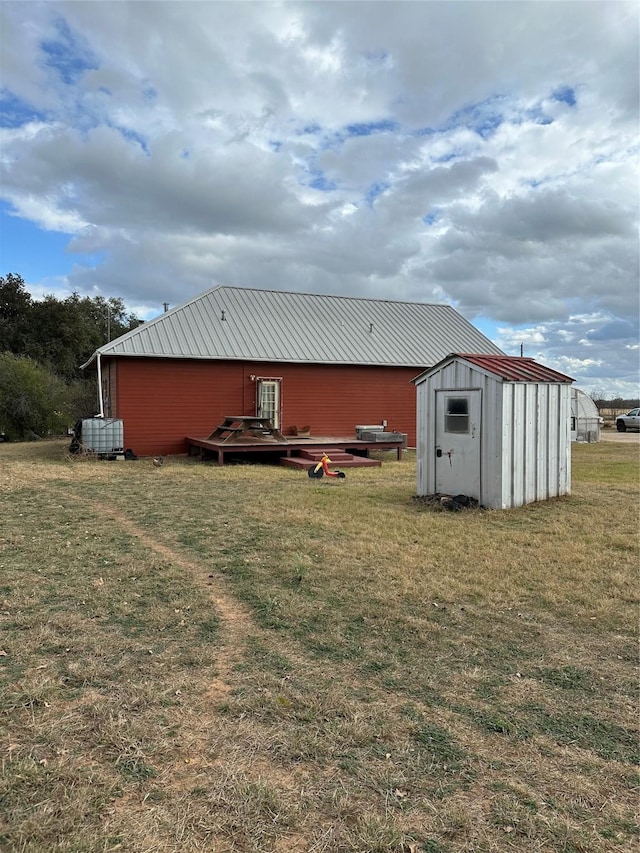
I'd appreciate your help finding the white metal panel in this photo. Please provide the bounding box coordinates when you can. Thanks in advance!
[547,383,561,498]
[535,384,548,502]
[481,371,499,508]
[415,374,430,496]
[523,385,538,505]
[500,381,571,508]
[512,384,526,507]
[559,384,571,496]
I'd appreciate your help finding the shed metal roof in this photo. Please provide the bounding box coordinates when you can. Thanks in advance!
[414,353,575,384]
[83,286,503,369]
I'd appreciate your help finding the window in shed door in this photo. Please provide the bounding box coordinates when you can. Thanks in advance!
[445,397,469,433]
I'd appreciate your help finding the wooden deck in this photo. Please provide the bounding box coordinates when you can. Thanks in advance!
[186,434,404,466]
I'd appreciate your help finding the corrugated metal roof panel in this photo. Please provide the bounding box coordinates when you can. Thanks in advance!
[424,353,574,383]
[85,286,504,368]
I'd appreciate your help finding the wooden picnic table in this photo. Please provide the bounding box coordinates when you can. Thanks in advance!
[207,415,287,443]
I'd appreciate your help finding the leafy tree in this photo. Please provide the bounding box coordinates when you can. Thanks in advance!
[0,274,141,437]
[0,353,72,440]
[0,273,32,353]
[0,274,140,381]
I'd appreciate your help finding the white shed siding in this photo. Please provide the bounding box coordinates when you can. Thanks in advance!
[536,385,550,501]
[481,368,504,508]
[415,371,430,496]
[499,382,571,509]
[559,385,571,495]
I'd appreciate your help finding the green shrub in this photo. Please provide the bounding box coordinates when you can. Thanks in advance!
[0,352,73,440]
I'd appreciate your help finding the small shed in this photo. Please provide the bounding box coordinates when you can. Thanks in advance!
[413,354,574,510]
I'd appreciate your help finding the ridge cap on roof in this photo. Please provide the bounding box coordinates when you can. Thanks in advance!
[215,284,448,308]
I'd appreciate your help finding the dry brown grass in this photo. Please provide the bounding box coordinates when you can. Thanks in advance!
[0,438,638,852]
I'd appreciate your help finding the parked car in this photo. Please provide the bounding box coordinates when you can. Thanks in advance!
[615,408,640,431]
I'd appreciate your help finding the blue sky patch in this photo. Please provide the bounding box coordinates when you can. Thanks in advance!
[448,96,506,139]
[519,103,554,126]
[431,150,461,164]
[587,318,639,341]
[298,123,321,136]
[0,203,73,279]
[313,118,400,153]
[552,86,577,107]
[111,124,149,155]
[40,17,98,85]
[0,92,47,128]
[344,119,398,138]
[309,173,337,192]
[365,181,389,208]
[472,316,498,339]
[412,125,437,138]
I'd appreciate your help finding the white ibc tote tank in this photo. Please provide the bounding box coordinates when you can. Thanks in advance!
[81,418,124,453]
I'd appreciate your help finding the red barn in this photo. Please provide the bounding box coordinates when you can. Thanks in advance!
[81,286,503,457]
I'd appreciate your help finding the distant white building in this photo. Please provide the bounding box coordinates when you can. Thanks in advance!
[570,389,602,443]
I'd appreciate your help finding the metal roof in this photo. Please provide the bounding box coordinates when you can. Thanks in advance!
[82,286,503,369]
[415,353,575,384]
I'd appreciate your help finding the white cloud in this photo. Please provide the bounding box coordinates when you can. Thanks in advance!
[0,0,638,396]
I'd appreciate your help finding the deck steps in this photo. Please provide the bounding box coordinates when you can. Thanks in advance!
[280,448,381,470]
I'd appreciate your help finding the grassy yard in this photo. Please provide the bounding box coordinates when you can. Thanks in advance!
[0,439,638,852]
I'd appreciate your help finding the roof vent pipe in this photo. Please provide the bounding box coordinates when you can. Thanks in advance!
[221,310,226,321]
[369,322,374,333]
[163,302,169,313]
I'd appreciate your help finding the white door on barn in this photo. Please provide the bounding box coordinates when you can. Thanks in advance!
[435,390,481,497]
[256,379,281,429]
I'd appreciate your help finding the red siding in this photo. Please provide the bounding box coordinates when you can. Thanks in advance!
[109,357,419,456]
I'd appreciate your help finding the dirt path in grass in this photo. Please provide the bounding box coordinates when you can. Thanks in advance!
[87,498,316,850]
[89,499,259,705]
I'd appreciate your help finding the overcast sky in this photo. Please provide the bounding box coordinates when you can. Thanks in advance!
[1,1,638,396]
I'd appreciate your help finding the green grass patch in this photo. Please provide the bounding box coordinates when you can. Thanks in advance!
[0,438,638,852]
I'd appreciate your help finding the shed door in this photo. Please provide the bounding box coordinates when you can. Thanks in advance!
[256,379,281,429]
[435,390,481,497]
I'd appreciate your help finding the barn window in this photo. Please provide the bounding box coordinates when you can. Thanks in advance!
[445,397,469,433]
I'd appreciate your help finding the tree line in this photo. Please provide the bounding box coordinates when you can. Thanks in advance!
[591,395,639,411]
[0,273,140,440]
